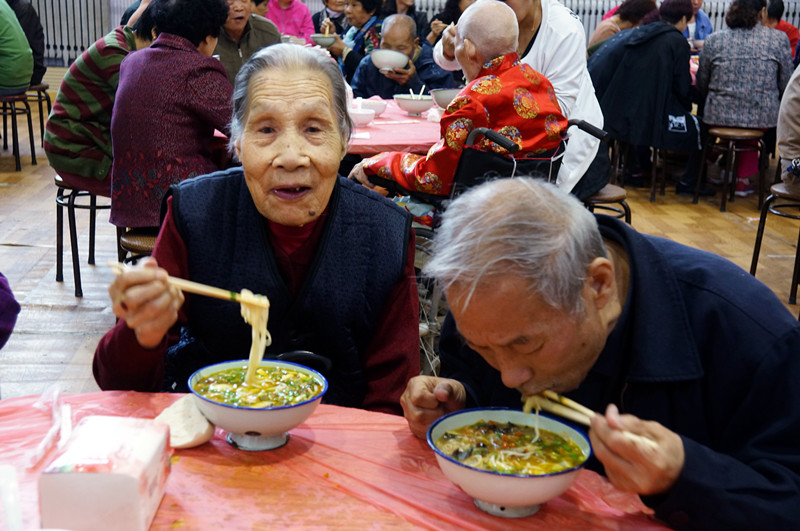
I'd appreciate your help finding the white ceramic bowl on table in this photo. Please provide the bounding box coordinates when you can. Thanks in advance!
[189,359,328,451]
[370,49,409,73]
[393,94,434,116]
[358,99,387,117]
[427,408,592,518]
[310,33,336,48]
[430,88,462,109]
[349,107,375,127]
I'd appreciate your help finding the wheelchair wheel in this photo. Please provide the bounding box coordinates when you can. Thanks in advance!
[415,228,447,376]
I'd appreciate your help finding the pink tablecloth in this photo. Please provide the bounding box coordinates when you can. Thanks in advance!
[0,392,671,529]
[348,99,441,156]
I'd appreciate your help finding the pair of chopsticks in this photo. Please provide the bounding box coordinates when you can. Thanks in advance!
[108,262,268,307]
[409,84,426,100]
[524,391,658,450]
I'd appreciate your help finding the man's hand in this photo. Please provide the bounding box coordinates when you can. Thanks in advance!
[590,404,685,496]
[110,257,184,349]
[384,60,416,86]
[441,23,457,61]
[400,376,467,438]
[429,19,447,43]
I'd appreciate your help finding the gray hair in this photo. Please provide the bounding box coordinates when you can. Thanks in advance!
[456,0,518,61]
[423,178,608,317]
[228,44,353,153]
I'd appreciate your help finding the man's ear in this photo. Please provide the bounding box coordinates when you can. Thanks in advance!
[464,38,479,64]
[585,257,615,310]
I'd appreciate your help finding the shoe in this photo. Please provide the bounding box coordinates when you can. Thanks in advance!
[676,182,715,196]
[734,179,754,197]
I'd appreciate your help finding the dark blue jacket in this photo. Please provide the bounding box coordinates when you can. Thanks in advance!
[439,214,800,529]
[351,40,455,99]
[166,169,412,408]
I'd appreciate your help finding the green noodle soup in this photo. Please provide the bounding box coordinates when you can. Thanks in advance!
[435,420,586,475]
[193,365,323,408]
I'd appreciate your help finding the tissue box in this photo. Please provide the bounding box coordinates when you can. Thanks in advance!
[39,415,170,531]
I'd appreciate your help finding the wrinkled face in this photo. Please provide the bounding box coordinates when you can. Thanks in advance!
[225,0,252,35]
[324,0,347,12]
[380,24,417,59]
[691,0,703,15]
[345,0,374,28]
[447,275,606,397]
[454,34,480,82]
[235,68,347,227]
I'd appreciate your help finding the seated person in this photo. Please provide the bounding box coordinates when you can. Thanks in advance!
[766,0,799,59]
[350,1,566,204]
[401,177,800,528]
[777,60,800,194]
[382,0,430,43]
[44,1,156,197]
[323,0,382,83]
[0,0,32,96]
[94,44,420,415]
[265,0,314,44]
[588,0,702,196]
[350,14,455,100]
[0,273,20,352]
[251,0,268,17]
[587,0,657,54]
[7,0,46,86]
[110,0,232,230]
[683,0,713,52]
[214,0,281,85]
[312,0,349,35]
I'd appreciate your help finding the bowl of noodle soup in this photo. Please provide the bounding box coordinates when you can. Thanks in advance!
[189,359,328,451]
[427,408,591,517]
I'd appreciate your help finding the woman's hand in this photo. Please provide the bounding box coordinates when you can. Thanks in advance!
[428,18,447,45]
[400,376,467,438]
[327,33,346,57]
[590,404,685,496]
[110,257,184,349]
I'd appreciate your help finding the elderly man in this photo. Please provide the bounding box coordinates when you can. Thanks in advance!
[214,0,281,85]
[95,44,419,415]
[402,177,800,527]
[44,1,156,196]
[350,0,566,204]
[351,14,454,99]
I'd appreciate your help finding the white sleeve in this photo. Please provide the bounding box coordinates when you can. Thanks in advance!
[433,38,461,71]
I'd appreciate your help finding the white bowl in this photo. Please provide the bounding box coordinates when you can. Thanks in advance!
[358,98,387,117]
[370,49,409,73]
[349,107,375,126]
[189,359,328,451]
[428,408,591,517]
[393,94,434,116]
[430,88,462,109]
[310,33,336,47]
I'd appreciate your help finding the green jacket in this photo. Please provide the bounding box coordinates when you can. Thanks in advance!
[213,15,281,86]
[0,1,33,92]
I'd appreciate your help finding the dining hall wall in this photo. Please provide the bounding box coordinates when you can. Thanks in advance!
[30,1,800,66]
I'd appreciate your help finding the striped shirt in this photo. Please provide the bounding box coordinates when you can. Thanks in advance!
[44,26,137,182]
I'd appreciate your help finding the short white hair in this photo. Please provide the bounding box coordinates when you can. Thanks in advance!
[456,0,518,60]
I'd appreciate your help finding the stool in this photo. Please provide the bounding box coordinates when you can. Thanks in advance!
[750,182,800,304]
[55,175,111,297]
[27,83,51,147]
[609,140,665,202]
[1,93,37,171]
[583,183,632,224]
[694,127,766,212]
[117,227,158,264]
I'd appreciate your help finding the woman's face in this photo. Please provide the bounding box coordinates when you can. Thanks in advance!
[235,68,347,227]
[325,0,346,12]
[345,0,374,28]
[500,0,531,23]
[396,0,416,10]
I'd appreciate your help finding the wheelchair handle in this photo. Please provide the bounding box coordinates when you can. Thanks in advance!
[567,119,610,142]
[465,127,520,153]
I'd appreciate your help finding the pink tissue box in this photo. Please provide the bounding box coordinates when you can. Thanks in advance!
[39,415,171,531]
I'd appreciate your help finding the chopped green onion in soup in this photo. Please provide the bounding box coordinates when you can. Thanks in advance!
[194,366,323,408]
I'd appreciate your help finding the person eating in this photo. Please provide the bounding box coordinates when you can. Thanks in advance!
[400,176,800,527]
[323,0,382,82]
[94,44,420,416]
[214,0,281,86]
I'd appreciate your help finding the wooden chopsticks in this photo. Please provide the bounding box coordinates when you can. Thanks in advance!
[108,262,268,308]
[523,391,658,449]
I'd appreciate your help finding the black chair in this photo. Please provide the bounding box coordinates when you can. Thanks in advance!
[117,227,159,265]
[27,83,52,147]
[1,93,37,171]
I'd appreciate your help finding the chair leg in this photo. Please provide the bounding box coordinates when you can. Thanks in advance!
[24,100,36,166]
[10,103,21,171]
[757,140,767,209]
[55,188,64,282]
[694,136,713,204]
[650,148,658,202]
[66,190,83,297]
[622,200,632,224]
[790,228,800,305]
[36,93,45,147]
[2,100,7,151]
[720,139,735,212]
[117,226,128,263]
[88,194,97,265]
[750,194,775,275]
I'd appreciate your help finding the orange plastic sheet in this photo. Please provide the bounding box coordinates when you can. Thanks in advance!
[0,392,671,530]
[347,99,440,156]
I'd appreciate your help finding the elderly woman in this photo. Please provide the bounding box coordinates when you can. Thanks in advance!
[322,0,381,82]
[696,0,792,196]
[94,45,419,415]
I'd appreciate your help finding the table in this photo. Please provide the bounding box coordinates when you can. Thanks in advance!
[347,99,441,156]
[0,392,670,530]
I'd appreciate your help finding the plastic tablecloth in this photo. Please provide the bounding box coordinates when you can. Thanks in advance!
[347,100,441,156]
[0,392,671,530]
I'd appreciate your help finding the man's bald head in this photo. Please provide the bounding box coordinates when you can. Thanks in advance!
[380,14,419,59]
[456,0,518,62]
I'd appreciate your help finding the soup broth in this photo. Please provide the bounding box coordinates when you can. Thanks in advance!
[194,365,323,408]
[435,420,586,475]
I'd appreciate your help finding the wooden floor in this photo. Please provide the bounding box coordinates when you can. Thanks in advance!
[1,100,798,400]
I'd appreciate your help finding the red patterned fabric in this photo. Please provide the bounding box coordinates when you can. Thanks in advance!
[362,52,567,196]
